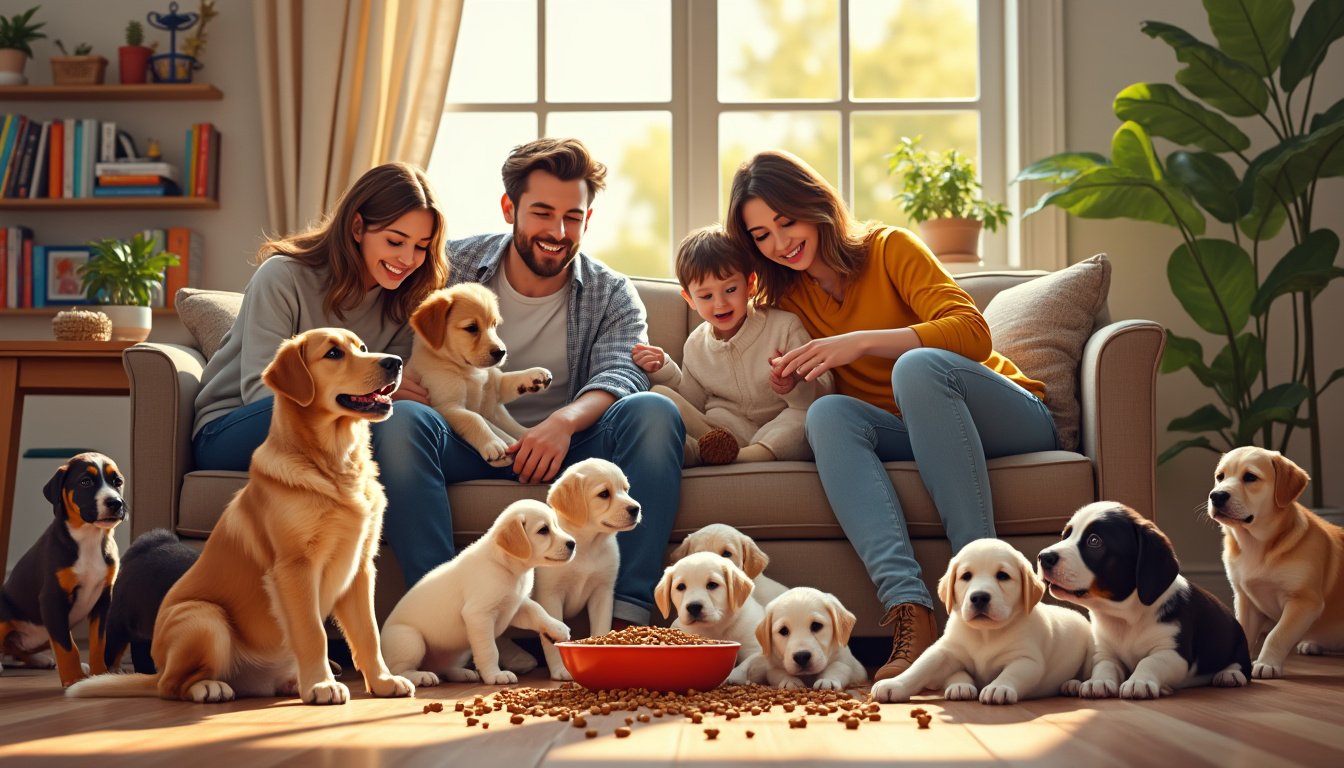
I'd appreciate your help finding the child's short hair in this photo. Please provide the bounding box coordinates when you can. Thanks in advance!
[675,225,755,289]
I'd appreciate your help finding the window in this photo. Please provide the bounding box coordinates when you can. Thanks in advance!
[428,0,1005,278]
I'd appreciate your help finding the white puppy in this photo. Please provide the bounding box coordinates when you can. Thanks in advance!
[670,523,788,606]
[732,587,867,690]
[873,539,1093,704]
[655,551,762,663]
[380,500,574,686]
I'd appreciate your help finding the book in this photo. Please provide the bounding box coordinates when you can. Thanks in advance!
[0,114,22,197]
[91,183,177,197]
[6,226,21,308]
[20,229,33,308]
[11,119,42,198]
[100,121,117,163]
[0,226,8,307]
[164,226,201,307]
[81,118,97,199]
[95,160,180,184]
[31,244,46,308]
[196,123,219,199]
[95,174,171,186]
[28,120,49,199]
[185,123,195,196]
[48,119,64,199]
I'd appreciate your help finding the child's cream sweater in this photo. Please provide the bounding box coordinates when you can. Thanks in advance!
[649,306,833,460]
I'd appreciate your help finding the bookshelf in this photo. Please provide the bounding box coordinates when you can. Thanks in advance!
[0,197,218,211]
[0,84,223,102]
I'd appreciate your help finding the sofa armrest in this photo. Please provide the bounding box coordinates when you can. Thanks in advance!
[123,342,205,538]
[1079,320,1165,519]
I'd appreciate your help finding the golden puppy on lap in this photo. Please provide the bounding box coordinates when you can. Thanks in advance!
[1209,446,1344,678]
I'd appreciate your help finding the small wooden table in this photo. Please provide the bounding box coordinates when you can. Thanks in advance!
[0,340,133,575]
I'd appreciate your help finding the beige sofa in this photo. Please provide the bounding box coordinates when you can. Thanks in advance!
[123,265,1163,638]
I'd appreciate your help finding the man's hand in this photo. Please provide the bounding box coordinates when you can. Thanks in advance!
[392,362,431,405]
[507,416,574,484]
[631,343,666,374]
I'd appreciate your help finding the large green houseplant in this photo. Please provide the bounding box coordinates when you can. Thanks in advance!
[1015,0,1343,507]
[79,233,179,342]
[888,136,1011,262]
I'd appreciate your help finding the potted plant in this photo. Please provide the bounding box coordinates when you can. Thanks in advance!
[0,6,45,86]
[118,20,154,85]
[79,233,179,342]
[1015,0,1343,508]
[51,39,107,85]
[887,135,1011,263]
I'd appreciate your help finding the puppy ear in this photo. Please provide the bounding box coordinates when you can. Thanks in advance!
[1134,518,1180,606]
[545,469,589,529]
[755,604,775,660]
[654,566,675,619]
[724,562,754,611]
[669,537,691,564]
[740,536,770,579]
[936,557,959,615]
[825,593,857,646]
[496,515,533,561]
[1271,452,1310,508]
[43,463,70,511]
[1022,555,1046,613]
[263,337,315,407]
[410,293,452,348]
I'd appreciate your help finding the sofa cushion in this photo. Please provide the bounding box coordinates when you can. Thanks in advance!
[175,288,242,360]
[983,254,1111,452]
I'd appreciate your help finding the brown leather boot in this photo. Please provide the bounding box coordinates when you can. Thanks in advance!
[874,603,937,681]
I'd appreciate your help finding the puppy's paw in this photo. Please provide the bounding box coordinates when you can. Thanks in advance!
[188,679,235,703]
[541,620,571,644]
[303,680,350,705]
[979,683,1018,705]
[1213,668,1248,688]
[482,669,518,685]
[813,677,844,691]
[80,662,90,676]
[516,368,553,395]
[1060,679,1082,697]
[480,437,511,465]
[945,682,978,701]
[404,670,440,687]
[1119,677,1160,700]
[777,676,806,690]
[1252,660,1282,679]
[369,673,415,698]
[440,668,481,683]
[1078,678,1117,699]
[1297,641,1324,655]
[25,652,55,669]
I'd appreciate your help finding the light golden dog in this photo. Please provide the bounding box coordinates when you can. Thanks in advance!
[380,500,575,686]
[410,284,553,467]
[68,329,413,704]
[1209,446,1344,678]
[731,587,867,690]
[655,551,761,663]
[873,539,1092,704]
[670,523,788,606]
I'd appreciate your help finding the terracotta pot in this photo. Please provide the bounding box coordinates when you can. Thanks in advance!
[0,48,29,85]
[118,46,153,84]
[917,218,983,263]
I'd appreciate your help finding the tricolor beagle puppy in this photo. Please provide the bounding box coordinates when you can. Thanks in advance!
[0,453,126,687]
[1038,501,1250,699]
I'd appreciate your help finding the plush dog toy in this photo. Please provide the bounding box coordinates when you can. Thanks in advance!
[0,453,127,686]
[105,528,199,674]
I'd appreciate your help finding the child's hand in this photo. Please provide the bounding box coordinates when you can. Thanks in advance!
[632,343,666,374]
[769,348,798,395]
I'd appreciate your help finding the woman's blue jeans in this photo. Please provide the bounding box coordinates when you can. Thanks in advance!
[806,348,1058,612]
[193,391,685,624]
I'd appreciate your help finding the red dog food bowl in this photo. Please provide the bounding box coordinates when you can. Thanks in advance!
[555,641,741,692]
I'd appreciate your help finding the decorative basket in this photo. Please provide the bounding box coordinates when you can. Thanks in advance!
[51,55,109,86]
[52,309,113,341]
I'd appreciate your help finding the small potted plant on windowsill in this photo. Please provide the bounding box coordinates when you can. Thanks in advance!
[887,135,1011,263]
[79,233,179,342]
[0,6,45,86]
[51,39,107,85]
[118,20,154,85]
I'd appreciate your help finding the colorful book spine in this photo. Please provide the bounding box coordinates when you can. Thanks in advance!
[29,120,49,199]
[91,184,174,197]
[48,119,64,199]
[0,114,23,197]
[164,226,201,307]
[31,244,46,308]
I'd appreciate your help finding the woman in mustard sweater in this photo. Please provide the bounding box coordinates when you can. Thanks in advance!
[726,150,1058,682]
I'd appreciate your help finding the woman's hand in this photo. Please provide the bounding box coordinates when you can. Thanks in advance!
[771,333,870,383]
[392,362,431,405]
[768,348,799,395]
[632,343,667,374]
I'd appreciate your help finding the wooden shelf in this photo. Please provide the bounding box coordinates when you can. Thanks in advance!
[0,84,223,101]
[0,307,178,317]
[0,197,217,211]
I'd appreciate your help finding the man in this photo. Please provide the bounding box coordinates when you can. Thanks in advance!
[382,138,684,628]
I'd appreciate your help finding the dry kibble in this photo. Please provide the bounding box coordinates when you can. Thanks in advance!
[572,715,588,728]
[917,714,933,729]
[481,722,490,730]
[624,716,635,725]
[910,707,927,718]
[572,626,723,646]
[585,729,598,739]
[454,701,465,712]
[868,713,881,722]
[845,718,860,730]
[745,730,756,738]
[637,713,651,723]
[615,727,632,738]
[704,728,720,740]
[510,714,525,725]
[789,717,807,729]
[466,717,478,727]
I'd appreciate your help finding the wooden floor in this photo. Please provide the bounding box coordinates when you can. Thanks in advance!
[2,656,1343,767]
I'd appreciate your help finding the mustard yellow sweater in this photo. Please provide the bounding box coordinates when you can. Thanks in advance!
[780,227,1045,415]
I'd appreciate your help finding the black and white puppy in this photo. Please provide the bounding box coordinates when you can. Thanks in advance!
[1037,501,1250,699]
[104,528,199,674]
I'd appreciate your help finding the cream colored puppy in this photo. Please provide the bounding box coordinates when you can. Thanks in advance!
[874,539,1092,704]
[655,551,761,663]
[380,500,574,686]
[732,587,867,690]
[1209,447,1344,678]
[410,284,553,467]
[670,523,788,606]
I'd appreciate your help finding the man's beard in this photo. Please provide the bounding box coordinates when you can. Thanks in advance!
[512,222,575,278]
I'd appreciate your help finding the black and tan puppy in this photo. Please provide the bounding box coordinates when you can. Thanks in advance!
[105,529,199,674]
[0,453,127,687]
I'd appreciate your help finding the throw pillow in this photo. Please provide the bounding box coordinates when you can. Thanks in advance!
[982,254,1111,452]
[175,287,242,360]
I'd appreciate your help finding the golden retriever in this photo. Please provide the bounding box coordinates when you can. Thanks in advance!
[1209,446,1344,678]
[670,523,788,607]
[655,551,761,663]
[873,539,1092,704]
[410,284,554,466]
[731,587,867,690]
[68,329,413,704]
[380,500,575,686]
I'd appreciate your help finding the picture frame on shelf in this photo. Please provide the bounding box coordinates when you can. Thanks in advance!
[45,246,92,304]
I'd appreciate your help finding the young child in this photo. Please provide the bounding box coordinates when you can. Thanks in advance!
[632,226,832,466]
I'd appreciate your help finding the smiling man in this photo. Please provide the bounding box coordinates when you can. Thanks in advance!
[380,138,684,631]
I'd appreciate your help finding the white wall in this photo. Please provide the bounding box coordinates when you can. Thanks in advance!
[1062,0,1344,601]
